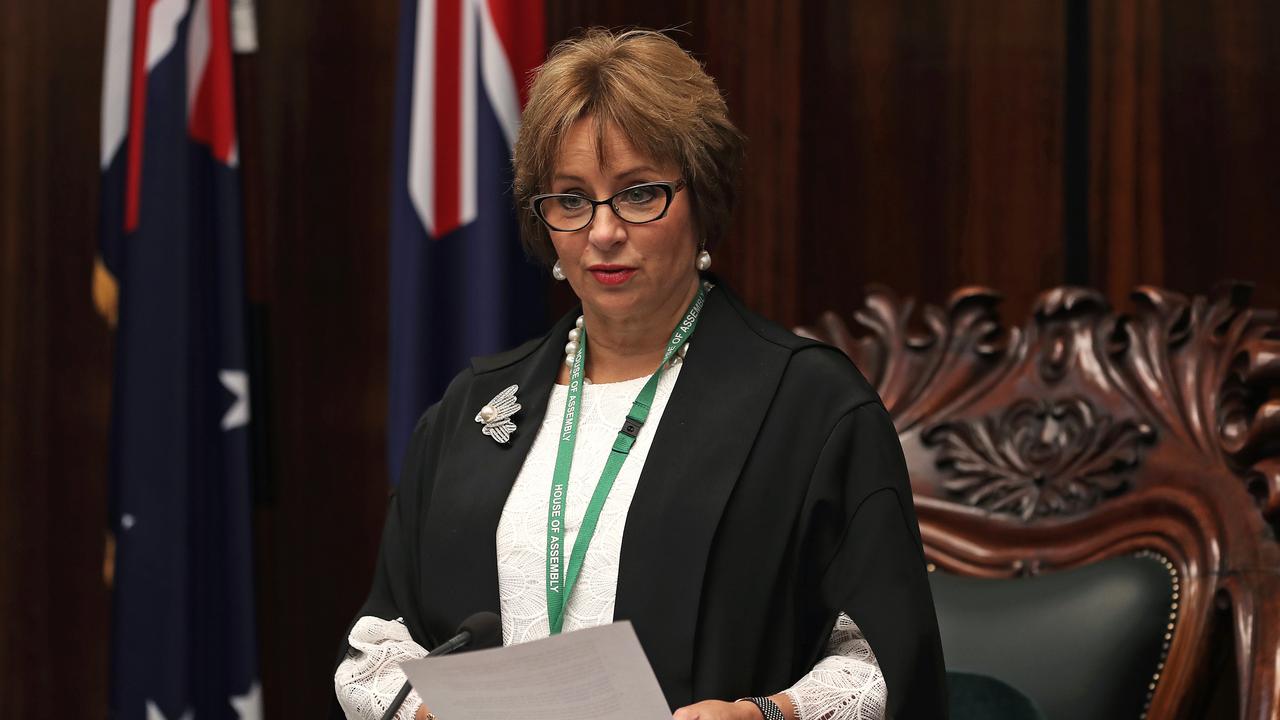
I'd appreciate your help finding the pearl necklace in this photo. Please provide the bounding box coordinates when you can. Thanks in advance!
[564,314,690,381]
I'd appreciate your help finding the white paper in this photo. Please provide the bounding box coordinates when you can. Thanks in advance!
[400,621,672,720]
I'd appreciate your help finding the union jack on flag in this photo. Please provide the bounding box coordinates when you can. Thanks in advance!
[387,0,547,483]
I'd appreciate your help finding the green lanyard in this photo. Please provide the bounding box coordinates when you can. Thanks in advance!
[545,283,710,634]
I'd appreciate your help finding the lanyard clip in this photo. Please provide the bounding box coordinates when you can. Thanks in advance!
[621,415,644,438]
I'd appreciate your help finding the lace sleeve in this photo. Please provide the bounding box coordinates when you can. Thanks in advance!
[781,613,887,720]
[334,616,429,720]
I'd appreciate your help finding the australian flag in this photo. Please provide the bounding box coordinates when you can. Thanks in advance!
[98,0,260,718]
[388,0,548,482]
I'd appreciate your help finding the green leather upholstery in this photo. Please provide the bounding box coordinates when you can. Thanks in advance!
[929,555,1174,720]
[948,671,1047,720]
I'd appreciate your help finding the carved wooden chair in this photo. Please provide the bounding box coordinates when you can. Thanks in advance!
[799,284,1280,720]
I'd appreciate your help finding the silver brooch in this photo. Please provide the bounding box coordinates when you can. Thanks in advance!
[475,384,521,444]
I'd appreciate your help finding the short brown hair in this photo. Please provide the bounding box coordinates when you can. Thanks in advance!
[512,28,746,266]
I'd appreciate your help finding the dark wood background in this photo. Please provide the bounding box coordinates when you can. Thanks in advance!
[1,0,1276,716]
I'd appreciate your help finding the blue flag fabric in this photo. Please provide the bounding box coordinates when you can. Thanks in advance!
[387,0,547,483]
[98,0,260,717]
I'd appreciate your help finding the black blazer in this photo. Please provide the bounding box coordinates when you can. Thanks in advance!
[336,285,947,718]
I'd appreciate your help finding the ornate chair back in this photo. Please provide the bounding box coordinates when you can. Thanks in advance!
[799,285,1280,719]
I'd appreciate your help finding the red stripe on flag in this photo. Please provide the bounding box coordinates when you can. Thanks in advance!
[124,0,155,233]
[189,0,238,164]
[433,0,463,237]
[483,0,545,108]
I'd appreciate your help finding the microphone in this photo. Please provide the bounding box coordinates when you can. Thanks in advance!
[379,612,501,720]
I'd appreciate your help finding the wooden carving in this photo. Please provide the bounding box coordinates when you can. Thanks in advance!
[798,283,1280,720]
[1108,286,1280,520]
[923,396,1155,520]
[800,284,1280,520]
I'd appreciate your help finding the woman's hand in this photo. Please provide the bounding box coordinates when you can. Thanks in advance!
[674,694,794,720]
[672,699,762,720]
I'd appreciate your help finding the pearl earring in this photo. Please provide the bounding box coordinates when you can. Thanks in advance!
[552,260,566,281]
[695,250,712,272]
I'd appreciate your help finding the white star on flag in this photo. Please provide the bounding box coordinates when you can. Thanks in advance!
[145,700,192,720]
[218,369,250,430]
[230,681,262,720]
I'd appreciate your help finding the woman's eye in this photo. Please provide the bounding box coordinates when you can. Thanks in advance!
[619,186,659,204]
[556,195,588,212]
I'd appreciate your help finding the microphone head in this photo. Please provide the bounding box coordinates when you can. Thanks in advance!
[456,611,502,650]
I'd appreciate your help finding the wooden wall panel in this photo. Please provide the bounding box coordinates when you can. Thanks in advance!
[1159,0,1280,309]
[701,1,804,326]
[0,0,112,716]
[799,0,1066,326]
[1088,0,1165,305]
[237,2,400,718]
[1089,0,1280,311]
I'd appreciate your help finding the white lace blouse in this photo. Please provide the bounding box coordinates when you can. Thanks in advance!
[336,362,887,720]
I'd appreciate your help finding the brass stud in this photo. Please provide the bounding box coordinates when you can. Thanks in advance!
[1135,550,1178,705]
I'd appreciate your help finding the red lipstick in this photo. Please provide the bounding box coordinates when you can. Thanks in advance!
[587,264,637,286]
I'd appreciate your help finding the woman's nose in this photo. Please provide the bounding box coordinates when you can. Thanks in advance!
[587,205,627,250]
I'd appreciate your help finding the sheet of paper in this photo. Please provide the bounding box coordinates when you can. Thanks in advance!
[400,621,672,720]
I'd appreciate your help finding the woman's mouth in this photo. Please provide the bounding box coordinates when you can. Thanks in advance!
[588,265,637,286]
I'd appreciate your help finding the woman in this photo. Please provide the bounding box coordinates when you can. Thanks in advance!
[335,28,946,720]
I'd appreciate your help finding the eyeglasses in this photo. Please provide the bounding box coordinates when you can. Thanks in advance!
[531,180,686,232]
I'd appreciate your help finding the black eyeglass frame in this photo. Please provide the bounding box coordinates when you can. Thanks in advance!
[530,179,686,232]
